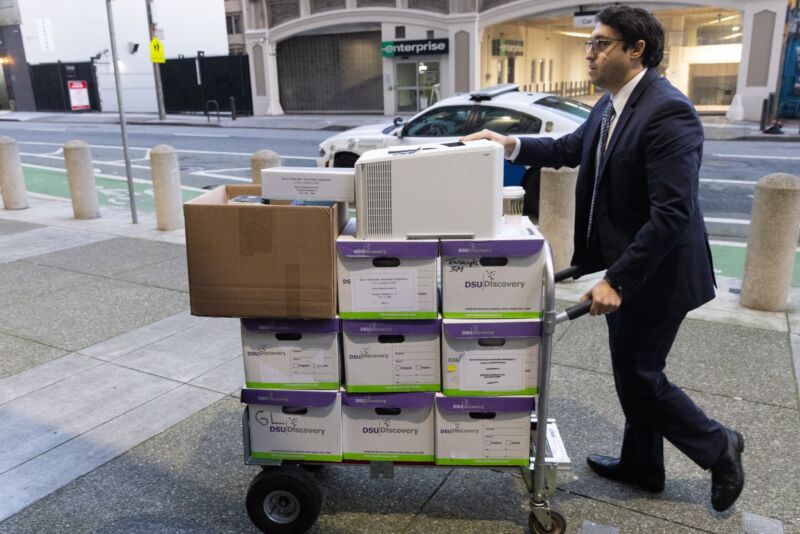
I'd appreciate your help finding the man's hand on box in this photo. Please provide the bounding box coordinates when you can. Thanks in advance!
[460,129,517,159]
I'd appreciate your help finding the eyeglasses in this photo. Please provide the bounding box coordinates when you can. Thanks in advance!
[584,38,625,54]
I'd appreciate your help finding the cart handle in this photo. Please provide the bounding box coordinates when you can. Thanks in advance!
[563,299,592,321]
[554,265,582,283]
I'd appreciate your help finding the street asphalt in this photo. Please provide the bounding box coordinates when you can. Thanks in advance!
[0,113,799,534]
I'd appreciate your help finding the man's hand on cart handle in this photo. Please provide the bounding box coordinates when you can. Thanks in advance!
[460,129,517,159]
[581,279,622,316]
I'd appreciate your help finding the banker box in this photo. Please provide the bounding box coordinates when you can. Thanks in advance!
[435,394,533,466]
[341,392,435,462]
[442,319,540,396]
[337,226,438,320]
[243,388,342,462]
[241,318,341,390]
[342,319,441,393]
[441,221,545,319]
[184,184,343,319]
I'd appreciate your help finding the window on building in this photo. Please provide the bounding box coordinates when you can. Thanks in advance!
[226,13,243,35]
[395,26,405,39]
[427,30,434,39]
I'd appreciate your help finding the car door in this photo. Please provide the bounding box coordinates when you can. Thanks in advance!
[400,105,475,146]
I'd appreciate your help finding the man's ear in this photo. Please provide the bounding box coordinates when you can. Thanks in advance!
[630,39,645,60]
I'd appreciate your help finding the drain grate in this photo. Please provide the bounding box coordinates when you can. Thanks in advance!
[742,512,783,534]
[580,521,620,534]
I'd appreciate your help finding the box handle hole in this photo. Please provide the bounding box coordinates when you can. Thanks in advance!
[378,334,405,344]
[375,407,402,416]
[469,411,497,419]
[282,406,308,415]
[479,256,508,266]
[478,338,506,347]
[372,257,401,267]
[275,333,303,341]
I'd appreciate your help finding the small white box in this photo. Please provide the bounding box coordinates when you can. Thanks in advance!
[262,166,355,202]
[337,231,438,320]
[342,319,441,393]
[435,394,533,466]
[243,389,342,462]
[441,221,545,319]
[442,319,540,396]
[241,318,340,390]
[342,392,435,462]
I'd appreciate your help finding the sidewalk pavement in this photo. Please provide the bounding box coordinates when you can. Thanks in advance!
[0,195,799,534]
[2,109,799,141]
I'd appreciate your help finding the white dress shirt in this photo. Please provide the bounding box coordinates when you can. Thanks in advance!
[506,68,649,161]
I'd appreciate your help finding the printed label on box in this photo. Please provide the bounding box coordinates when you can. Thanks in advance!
[459,350,525,391]
[352,270,417,311]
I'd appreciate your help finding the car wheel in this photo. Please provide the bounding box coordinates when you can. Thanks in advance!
[333,153,359,168]
[522,167,541,219]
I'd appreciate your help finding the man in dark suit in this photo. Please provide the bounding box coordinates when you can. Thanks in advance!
[463,5,744,512]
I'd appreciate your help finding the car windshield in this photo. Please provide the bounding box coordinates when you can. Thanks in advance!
[534,96,592,120]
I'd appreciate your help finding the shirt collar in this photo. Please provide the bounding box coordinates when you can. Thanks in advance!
[609,68,648,117]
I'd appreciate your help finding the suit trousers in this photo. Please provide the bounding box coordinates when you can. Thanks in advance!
[605,304,727,479]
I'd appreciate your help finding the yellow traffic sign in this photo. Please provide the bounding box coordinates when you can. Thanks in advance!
[150,37,165,63]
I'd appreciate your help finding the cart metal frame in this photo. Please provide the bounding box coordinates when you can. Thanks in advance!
[241,242,587,533]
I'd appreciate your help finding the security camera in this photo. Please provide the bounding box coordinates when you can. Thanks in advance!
[128,42,140,54]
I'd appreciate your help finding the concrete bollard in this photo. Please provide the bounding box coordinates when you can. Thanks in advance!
[149,145,185,231]
[538,166,579,271]
[0,137,29,210]
[740,173,800,311]
[63,140,100,219]
[251,149,280,185]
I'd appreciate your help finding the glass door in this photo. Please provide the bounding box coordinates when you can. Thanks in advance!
[395,60,441,113]
[395,61,419,113]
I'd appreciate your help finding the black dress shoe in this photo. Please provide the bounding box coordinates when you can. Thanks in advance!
[586,454,665,493]
[711,427,745,512]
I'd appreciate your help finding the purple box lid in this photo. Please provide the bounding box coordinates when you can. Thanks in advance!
[441,238,543,258]
[337,240,438,259]
[241,389,338,407]
[436,396,534,414]
[443,321,541,339]
[241,318,340,334]
[343,319,441,336]
[342,392,435,409]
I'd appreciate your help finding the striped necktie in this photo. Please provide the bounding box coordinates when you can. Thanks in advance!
[586,101,616,248]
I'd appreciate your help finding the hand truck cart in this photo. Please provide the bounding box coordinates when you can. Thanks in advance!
[240,243,590,534]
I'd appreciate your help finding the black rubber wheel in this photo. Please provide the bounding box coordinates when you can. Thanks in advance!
[522,167,541,219]
[333,153,359,168]
[529,509,567,534]
[246,465,322,534]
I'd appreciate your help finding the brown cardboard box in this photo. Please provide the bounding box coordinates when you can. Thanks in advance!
[184,184,340,318]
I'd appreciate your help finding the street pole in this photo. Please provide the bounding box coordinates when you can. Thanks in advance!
[145,0,167,120]
[105,0,138,224]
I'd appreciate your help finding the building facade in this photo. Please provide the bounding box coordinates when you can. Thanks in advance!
[0,0,228,112]
[235,0,788,121]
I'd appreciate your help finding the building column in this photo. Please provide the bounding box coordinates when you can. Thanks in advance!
[247,32,283,116]
[447,16,479,93]
[726,0,788,121]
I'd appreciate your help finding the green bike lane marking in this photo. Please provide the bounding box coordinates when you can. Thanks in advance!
[18,167,800,287]
[22,165,204,211]
[710,243,800,287]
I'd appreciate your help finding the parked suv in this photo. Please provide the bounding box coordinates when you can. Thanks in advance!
[318,84,591,216]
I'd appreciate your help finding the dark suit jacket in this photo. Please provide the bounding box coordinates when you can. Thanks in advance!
[515,69,715,317]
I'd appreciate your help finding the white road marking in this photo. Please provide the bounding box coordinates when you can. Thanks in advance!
[700,178,757,185]
[704,217,750,225]
[711,153,800,161]
[15,141,312,159]
[173,133,230,138]
[28,128,67,132]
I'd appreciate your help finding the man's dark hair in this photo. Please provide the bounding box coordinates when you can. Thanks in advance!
[596,5,665,68]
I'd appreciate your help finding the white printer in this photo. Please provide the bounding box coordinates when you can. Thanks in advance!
[354,139,503,240]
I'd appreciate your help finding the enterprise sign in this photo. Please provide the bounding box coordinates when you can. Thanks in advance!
[382,39,449,58]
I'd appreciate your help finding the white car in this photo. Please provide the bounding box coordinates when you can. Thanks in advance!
[317,83,591,215]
